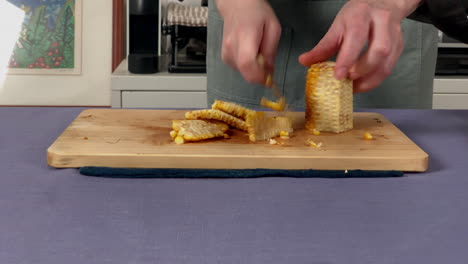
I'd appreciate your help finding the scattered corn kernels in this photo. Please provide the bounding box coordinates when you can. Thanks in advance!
[363,132,373,140]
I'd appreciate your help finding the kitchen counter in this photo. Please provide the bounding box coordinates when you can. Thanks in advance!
[1,107,468,264]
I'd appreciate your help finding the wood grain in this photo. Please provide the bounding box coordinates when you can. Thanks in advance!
[47,109,429,171]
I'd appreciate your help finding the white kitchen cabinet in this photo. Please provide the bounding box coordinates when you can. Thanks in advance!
[433,77,468,109]
[111,59,468,110]
[111,59,207,109]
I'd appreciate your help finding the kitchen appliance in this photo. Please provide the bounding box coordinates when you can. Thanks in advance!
[128,0,160,74]
[436,31,468,76]
[162,2,208,73]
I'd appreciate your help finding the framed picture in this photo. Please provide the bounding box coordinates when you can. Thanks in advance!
[4,0,82,75]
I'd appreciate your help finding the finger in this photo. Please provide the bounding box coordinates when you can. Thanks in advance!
[353,35,403,93]
[221,25,237,69]
[348,13,392,81]
[298,24,342,67]
[235,26,265,84]
[334,21,369,80]
[260,19,282,73]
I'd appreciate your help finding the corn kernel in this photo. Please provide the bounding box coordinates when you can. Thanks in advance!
[312,129,320,136]
[174,136,185,144]
[269,138,278,145]
[307,139,317,147]
[363,132,373,140]
[211,100,255,121]
[170,130,178,139]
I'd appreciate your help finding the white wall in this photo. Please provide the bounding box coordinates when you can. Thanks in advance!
[0,0,112,106]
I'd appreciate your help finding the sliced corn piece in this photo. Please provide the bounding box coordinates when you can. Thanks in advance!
[260,96,286,112]
[211,100,255,120]
[305,61,353,133]
[172,119,226,142]
[185,109,248,131]
[173,119,229,132]
[246,112,293,142]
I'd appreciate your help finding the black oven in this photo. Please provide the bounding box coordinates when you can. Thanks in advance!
[436,32,468,76]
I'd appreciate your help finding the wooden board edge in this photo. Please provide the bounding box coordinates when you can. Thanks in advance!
[45,152,430,172]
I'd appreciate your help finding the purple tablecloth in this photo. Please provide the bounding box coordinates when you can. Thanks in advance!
[1,107,468,264]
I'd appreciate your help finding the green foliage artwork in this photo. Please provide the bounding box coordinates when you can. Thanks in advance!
[7,0,77,70]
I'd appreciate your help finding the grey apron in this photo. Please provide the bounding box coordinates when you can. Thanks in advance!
[206,0,439,109]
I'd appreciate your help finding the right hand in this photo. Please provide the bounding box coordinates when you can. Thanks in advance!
[216,0,282,84]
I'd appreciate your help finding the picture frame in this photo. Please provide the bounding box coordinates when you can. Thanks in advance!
[5,0,82,75]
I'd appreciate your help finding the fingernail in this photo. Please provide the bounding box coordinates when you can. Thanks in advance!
[335,67,347,80]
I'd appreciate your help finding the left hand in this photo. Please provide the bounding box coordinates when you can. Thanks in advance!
[298,0,421,93]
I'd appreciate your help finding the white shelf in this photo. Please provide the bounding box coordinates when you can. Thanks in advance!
[433,77,468,94]
[438,43,468,48]
[111,59,207,108]
[111,58,207,92]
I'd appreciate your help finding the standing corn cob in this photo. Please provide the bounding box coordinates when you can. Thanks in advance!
[305,61,353,133]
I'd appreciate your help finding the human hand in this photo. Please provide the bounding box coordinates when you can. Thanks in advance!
[298,0,421,93]
[216,0,281,84]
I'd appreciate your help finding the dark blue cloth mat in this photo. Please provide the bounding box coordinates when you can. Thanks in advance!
[79,167,404,178]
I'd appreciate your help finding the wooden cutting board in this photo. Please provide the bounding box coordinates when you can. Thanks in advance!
[47,109,428,171]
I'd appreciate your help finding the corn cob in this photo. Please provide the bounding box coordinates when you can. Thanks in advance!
[246,112,293,141]
[305,61,353,133]
[171,119,227,143]
[211,100,255,120]
[185,109,248,131]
